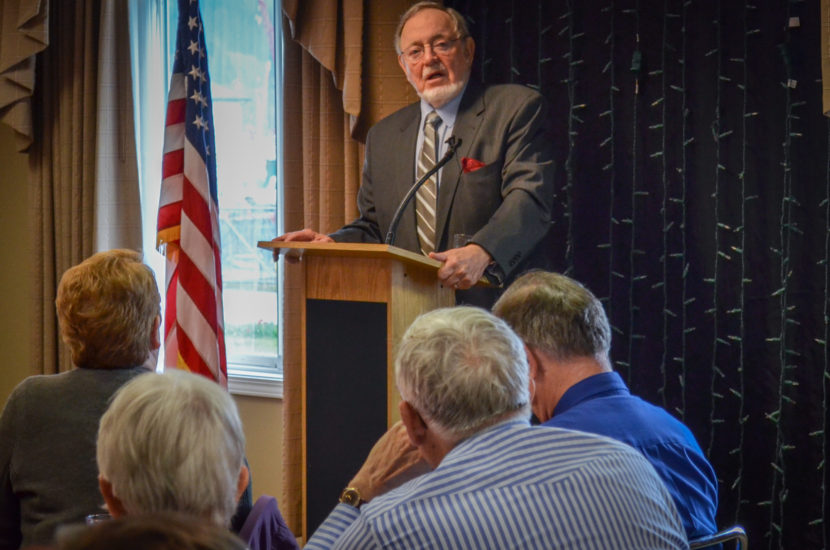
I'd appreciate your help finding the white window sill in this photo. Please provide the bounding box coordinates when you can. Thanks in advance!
[228,369,284,399]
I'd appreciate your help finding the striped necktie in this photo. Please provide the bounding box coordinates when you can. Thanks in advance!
[416,111,441,255]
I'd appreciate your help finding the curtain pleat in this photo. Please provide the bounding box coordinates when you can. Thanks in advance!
[93,0,141,252]
[30,1,99,375]
[28,0,140,375]
[0,0,49,152]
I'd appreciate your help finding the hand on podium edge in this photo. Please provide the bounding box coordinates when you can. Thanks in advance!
[429,243,492,290]
[270,229,334,262]
[347,421,431,503]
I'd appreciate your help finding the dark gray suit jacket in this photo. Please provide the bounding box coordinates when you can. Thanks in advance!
[331,81,555,305]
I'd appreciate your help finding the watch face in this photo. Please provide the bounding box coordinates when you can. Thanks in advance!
[340,487,361,507]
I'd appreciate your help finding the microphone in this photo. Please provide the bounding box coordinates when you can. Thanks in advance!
[385,136,462,247]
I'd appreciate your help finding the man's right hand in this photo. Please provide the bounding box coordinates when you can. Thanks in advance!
[272,228,334,243]
[271,229,334,262]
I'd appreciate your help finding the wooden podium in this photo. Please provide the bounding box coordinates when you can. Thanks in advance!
[258,241,455,537]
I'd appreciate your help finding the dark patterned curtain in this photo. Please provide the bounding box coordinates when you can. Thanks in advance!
[444,0,829,547]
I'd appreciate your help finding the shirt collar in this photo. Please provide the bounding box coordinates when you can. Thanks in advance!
[419,80,468,130]
[439,416,529,465]
[553,371,630,417]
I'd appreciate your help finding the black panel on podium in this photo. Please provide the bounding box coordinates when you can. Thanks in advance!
[305,299,388,535]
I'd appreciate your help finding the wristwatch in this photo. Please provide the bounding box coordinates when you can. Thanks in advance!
[339,487,363,508]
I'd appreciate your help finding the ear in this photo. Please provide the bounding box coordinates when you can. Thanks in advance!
[525,344,540,379]
[397,53,408,76]
[99,476,127,518]
[464,36,476,63]
[150,315,161,350]
[463,36,475,64]
[235,464,250,502]
[399,400,427,447]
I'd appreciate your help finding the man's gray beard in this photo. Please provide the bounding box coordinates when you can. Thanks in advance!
[419,78,466,108]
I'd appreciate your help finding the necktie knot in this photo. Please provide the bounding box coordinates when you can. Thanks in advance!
[425,111,441,130]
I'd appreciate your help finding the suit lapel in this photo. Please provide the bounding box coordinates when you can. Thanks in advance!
[393,106,422,251]
[435,82,485,249]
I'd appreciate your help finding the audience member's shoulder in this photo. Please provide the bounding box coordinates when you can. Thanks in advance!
[55,513,247,550]
[636,395,703,442]
[6,372,63,401]
[533,423,650,458]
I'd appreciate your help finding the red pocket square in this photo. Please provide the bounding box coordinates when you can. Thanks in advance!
[462,157,486,173]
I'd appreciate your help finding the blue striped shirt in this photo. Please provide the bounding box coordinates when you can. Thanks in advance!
[306,418,688,549]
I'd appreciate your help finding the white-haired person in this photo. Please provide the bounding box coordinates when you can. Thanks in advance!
[306,306,689,549]
[96,369,250,529]
[0,249,159,548]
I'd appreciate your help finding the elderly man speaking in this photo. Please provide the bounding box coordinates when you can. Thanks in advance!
[276,2,555,307]
[306,307,688,549]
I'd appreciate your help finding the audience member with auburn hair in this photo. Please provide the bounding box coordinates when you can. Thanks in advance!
[0,249,160,548]
[96,369,250,528]
[56,513,248,550]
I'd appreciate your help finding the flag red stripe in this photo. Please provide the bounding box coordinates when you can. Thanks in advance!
[178,252,218,331]
[157,203,182,232]
[177,327,217,379]
[166,98,187,125]
[162,150,184,180]
[182,177,215,245]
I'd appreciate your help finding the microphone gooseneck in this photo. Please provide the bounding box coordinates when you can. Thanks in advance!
[385,136,462,247]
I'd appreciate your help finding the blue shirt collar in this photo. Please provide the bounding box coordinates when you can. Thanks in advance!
[553,371,630,417]
[419,80,468,130]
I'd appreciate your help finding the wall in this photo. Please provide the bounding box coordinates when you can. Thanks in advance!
[234,394,285,503]
[0,124,34,405]
[0,122,284,505]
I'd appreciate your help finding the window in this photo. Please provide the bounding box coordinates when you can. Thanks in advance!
[129,0,283,396]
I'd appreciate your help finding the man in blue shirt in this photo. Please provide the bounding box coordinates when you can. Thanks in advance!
[305,306,688,549]
[492,270,719,541]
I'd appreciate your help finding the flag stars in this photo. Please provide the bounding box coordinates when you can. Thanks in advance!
[188,16,199,30]
[187,65,206,82]
[186,40,205,59]
[190,90,207,107]
[193,115,209,132]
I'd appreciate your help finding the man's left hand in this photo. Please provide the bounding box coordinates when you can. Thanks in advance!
[430,244,492,290]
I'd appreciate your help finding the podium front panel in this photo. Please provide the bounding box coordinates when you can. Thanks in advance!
[305,298,388,535]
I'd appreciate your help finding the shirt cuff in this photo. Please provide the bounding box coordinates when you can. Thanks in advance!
[484,261,505,286]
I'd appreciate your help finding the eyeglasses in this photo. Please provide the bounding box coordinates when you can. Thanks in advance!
[400,36,465,64]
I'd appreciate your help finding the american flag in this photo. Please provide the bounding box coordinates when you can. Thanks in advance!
[156,0,227,386]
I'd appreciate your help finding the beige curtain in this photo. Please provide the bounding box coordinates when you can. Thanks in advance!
[0,0,49,152]
[93,1,142,253]
[29,1,141,375]
[280,0,417,536]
